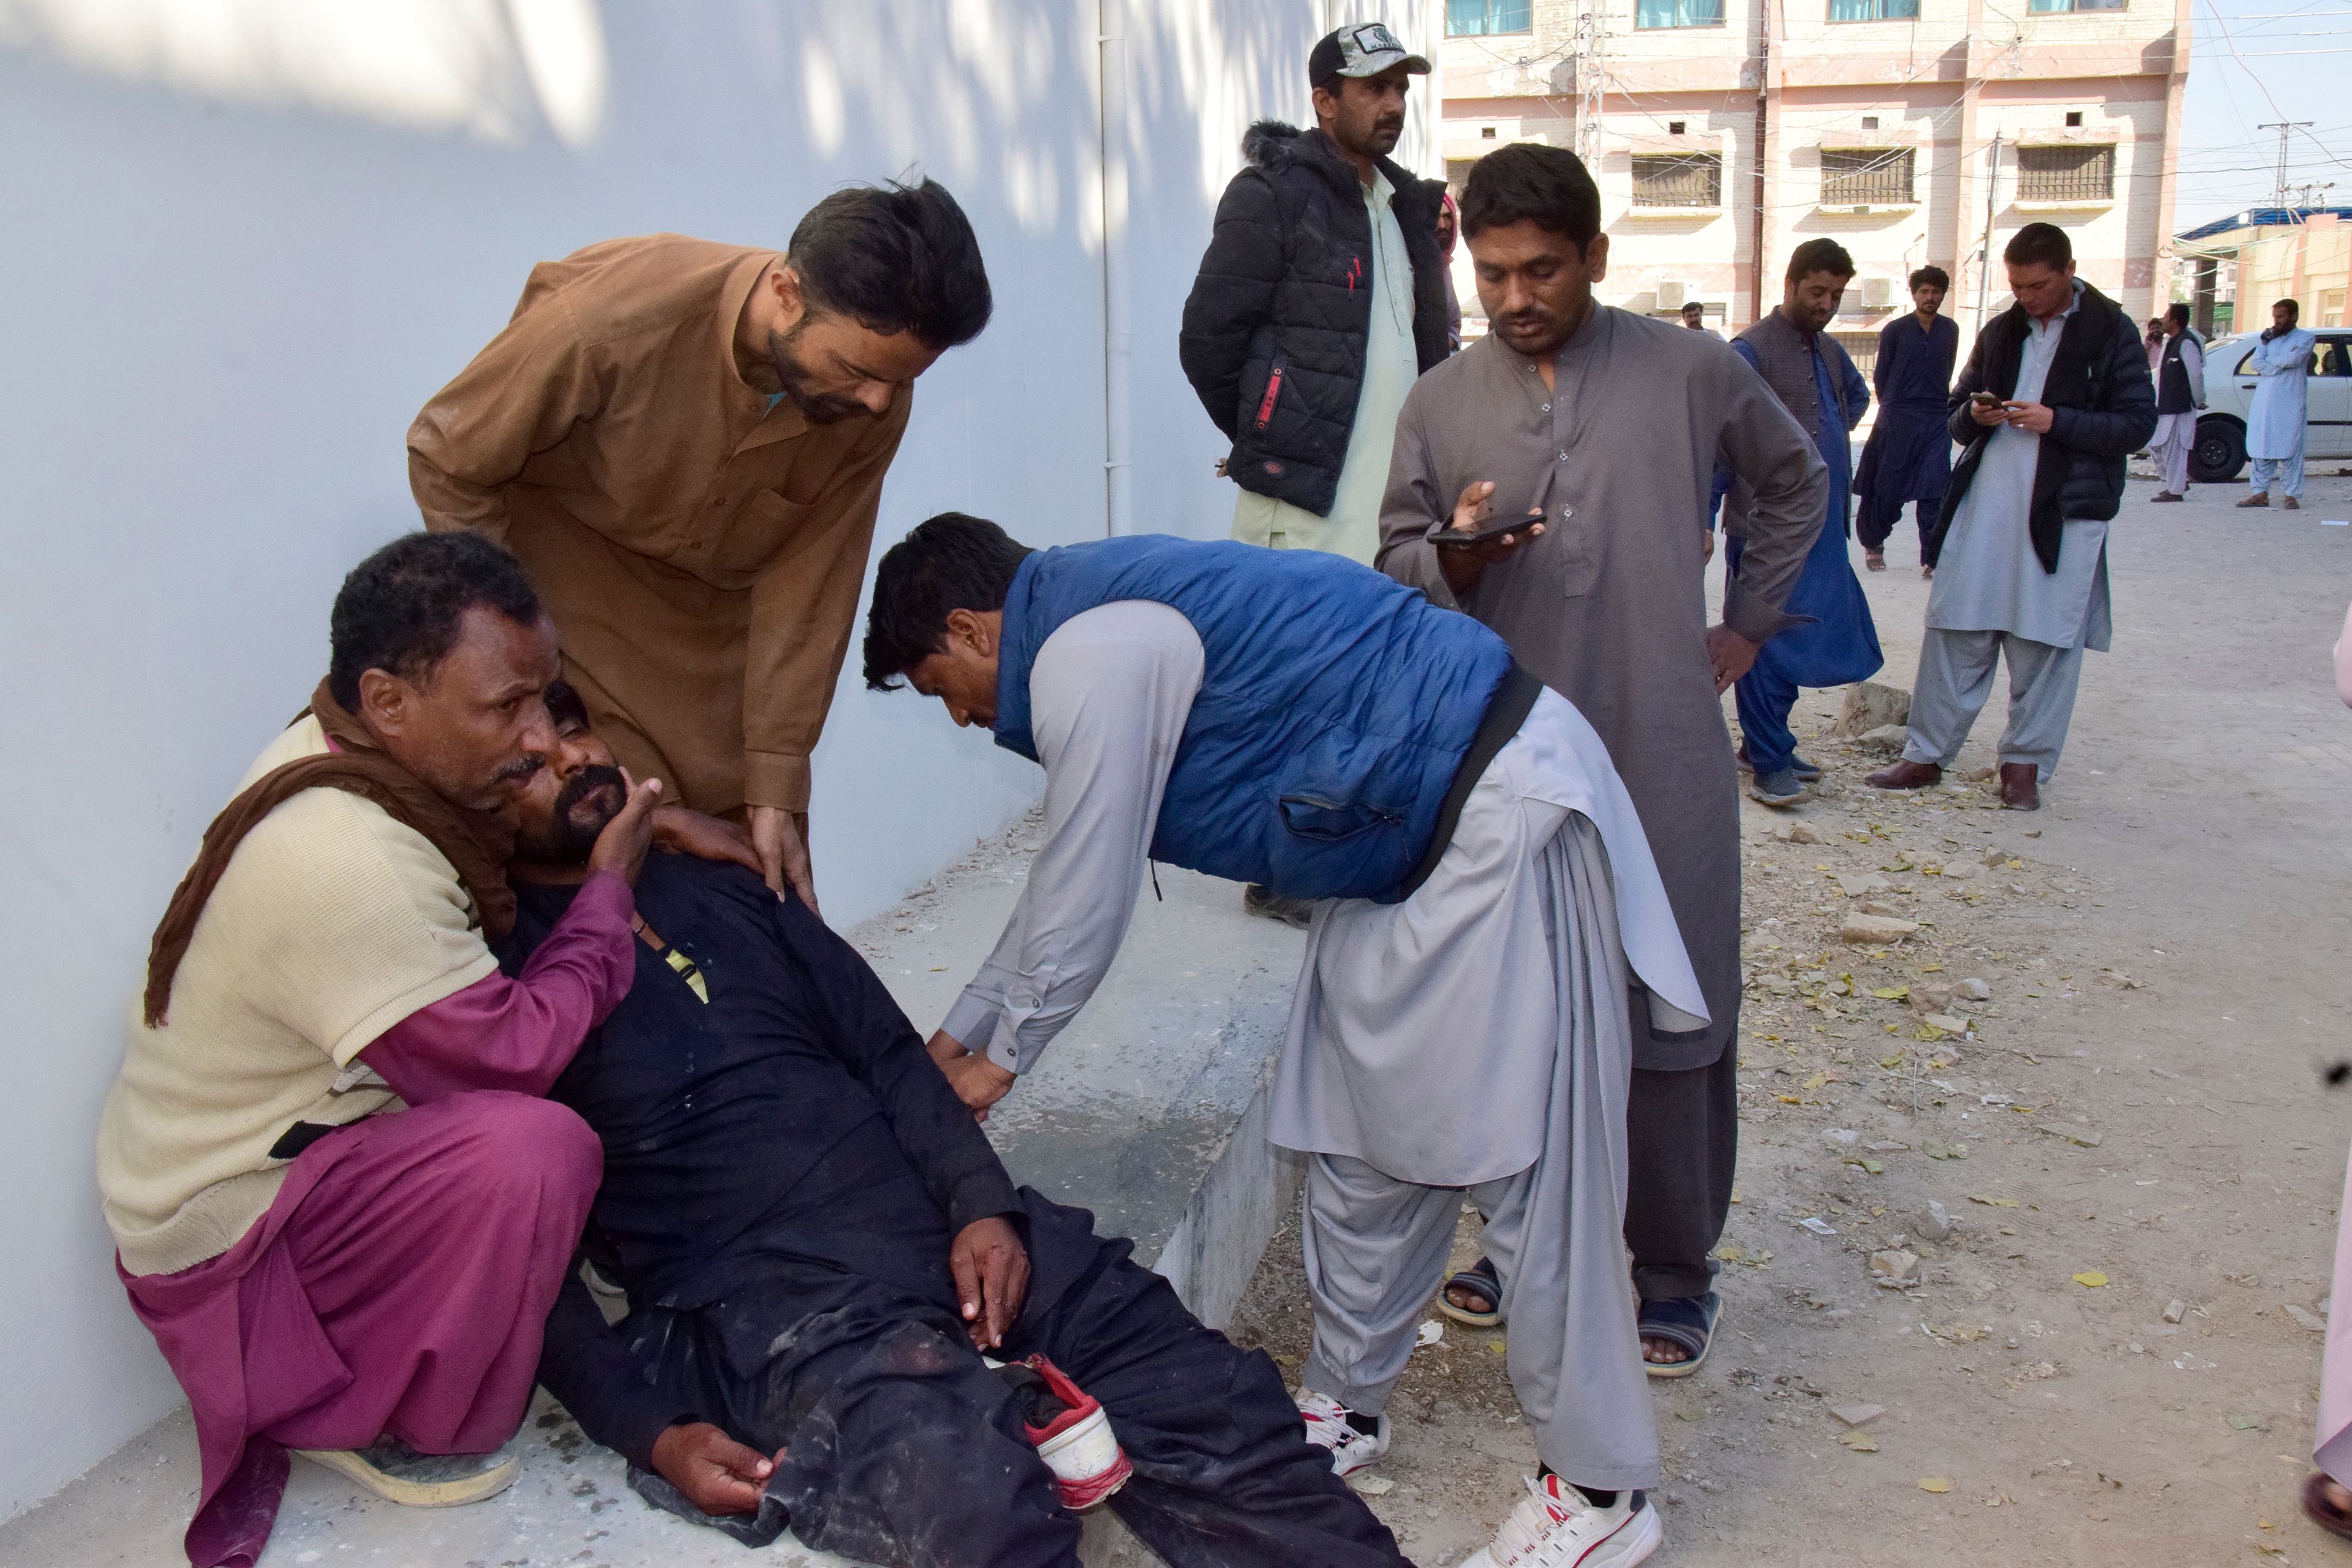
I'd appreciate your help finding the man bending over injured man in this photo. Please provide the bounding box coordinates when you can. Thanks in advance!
[507,683,1409,1568]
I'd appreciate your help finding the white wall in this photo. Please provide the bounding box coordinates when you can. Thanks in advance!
[0,0,1437,1519]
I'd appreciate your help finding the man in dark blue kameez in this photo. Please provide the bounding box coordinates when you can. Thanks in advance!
[1855,266,1959,576]
[1719,239,1883,807]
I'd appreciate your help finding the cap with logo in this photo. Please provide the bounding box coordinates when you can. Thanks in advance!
[1308,22,1433,87]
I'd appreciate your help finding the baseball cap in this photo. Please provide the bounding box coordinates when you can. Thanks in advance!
[1308,22,1433,88]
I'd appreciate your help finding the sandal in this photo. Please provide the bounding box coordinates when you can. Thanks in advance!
[2305,1472,2352,1542]
[1638,1292,1721,1379]
[1438,1256,1504,1329]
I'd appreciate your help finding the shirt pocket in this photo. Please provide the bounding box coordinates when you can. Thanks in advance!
[705,490,815,584]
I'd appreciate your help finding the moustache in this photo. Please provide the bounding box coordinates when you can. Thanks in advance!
[496,754,546,785]
[557,764,627,821]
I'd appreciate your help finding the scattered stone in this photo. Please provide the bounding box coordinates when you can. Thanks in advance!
[2037,1124,2104,1148]
[1853,723,1911,755]
[2022,829,2042,838]
[1920,1012,1970,1036]
[1841,912,1920,943]
[2286,1304,2329,1334]
[1824,1127,1861,1145]
[1830,1402,1886,1428]
[2094,970,2148,991]
[1832,681,1912,737]
[1869,1249,1921,1286]
[1837,1430,1881,1452]
[1980,845,2016,867]
[1958,977,1993,1001]
[1912,982,1957,1014]
[1918,1200,1954,1242]
[1837,871,1893,897]
[1859,900,1898,917]
[1771,821,1824,845]
[2163,1299,2187,1324]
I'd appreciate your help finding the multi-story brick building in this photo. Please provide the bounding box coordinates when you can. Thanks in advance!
[1438,0,2189,372]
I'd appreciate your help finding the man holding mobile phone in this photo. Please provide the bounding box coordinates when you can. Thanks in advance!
[1868,222,2154,812]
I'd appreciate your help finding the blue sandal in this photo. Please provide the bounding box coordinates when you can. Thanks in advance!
[1437,1256,1504,1329]
[1639,1292,1721,1379]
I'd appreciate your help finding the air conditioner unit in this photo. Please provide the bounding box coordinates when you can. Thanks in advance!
[1860,276,1895,308]
[1657,279,1694,310]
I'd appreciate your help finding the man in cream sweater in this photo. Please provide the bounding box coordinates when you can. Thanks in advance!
[94,533,712,1568]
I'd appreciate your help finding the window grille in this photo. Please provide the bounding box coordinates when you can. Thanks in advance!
[1637,0,1727,24]
[1632,153,1723,208]
[2015,144,2115,202]
[1447,0,1534,34]
[1821,148,1915,205]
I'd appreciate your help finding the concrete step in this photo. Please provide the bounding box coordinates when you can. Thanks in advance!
[0,810,1305,1566]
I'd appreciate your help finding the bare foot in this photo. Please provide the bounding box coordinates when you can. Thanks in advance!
[1642,1335,1694,1366]
[1446,1280,1496,1317]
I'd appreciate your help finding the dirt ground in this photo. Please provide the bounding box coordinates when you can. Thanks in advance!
[1225,469,2352,1568]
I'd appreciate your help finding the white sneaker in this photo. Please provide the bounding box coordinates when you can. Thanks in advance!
[1294,1389,1391,1477]
[1455,1475,1662,1568]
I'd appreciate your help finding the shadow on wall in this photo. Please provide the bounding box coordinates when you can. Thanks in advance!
[0,0,611,146]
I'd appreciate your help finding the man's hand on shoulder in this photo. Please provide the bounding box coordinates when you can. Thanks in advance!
[747,804,820,916]
[950,1215,1030,1351]
[587,773,664,885]
[928,1030,1017,1122]
[652,807,764,879]
[649,1422,785,1517]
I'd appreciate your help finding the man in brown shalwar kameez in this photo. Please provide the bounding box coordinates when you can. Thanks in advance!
[1381,144,1826,1384]
[409,181,991,908]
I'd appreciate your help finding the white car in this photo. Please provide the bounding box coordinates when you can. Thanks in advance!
[2192,330,2352,481]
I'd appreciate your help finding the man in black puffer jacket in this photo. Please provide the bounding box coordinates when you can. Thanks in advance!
[1868,222,2155,812]
[1178,23,1451,568]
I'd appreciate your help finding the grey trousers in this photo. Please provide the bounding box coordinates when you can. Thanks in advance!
[2151,412,2195,494]
[1901,627,2086,778]
[1295,819,1660,1492]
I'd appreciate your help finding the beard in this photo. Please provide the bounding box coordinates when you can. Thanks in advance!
[767,325,869,424]
[518,764,626,865]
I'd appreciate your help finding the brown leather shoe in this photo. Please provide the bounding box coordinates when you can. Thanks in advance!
[1999,761,2040,811]
[2237,492,2271,508]
[1866,759,1941,790]
[2283,496,2301,511]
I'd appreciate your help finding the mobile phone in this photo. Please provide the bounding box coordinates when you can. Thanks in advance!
[1970,391,2003,408]
[1428,507,1547,548]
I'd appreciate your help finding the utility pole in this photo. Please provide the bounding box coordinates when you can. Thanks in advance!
[2260,121,2313,210]
[1572,0,1605,168]
[1976,132,2002,332]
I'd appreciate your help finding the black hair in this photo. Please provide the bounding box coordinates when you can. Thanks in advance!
[2278,296,2302,320]
[788,178,992,350]
[1909,264,1950,292]
[2003,221,2073,270]
[862,513,1035,689]
[327,532,543,710]
[1460,143,1601,251]
[545,678,589,731]
[2165,301,2192,328]
[1785,238,1855,284]
[1680,300,1705,315]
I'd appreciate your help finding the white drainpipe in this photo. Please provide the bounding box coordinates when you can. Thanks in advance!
[1098,0,1133,536]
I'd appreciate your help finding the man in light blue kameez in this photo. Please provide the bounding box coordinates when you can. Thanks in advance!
[2240,298,2317,511]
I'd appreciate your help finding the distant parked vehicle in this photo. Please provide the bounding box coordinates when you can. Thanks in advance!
[2192,331,2352,482]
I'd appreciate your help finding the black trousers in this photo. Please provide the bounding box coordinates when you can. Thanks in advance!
[1856,491,1943,565]
[628,1197,1405,1568]
[1623,1038,1740,1304]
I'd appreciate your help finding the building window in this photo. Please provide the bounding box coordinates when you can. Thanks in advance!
[1668,119,1687,135]
[1829,0,1921,20]
[2016,143,2116,202]
[1447,0,1534,33]
[2028,0,2125,10]
[1637,0,1726,27]
[1821,148,1915,206]
[1861,115,1880,130]
[1632,153,1724,208]
[2065,110,2084,126]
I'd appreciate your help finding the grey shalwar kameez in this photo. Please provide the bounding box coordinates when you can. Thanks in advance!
[1376,309,1828,1306]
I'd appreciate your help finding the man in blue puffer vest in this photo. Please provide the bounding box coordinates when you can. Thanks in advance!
[865,513,1707,1568]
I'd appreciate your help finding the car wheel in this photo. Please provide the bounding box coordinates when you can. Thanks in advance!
[2191,417,2246,483]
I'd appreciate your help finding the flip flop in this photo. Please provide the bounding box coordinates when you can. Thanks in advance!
[1437,1256,1504,1329]
[1639,1292,1721,1379]
[2305,1472,2352,1542]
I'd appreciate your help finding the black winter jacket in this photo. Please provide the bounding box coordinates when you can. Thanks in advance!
[1935,282,2157,573]
[1178,122,1452,517]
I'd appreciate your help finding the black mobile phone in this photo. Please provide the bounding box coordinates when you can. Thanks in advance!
[1969,391,2003,407]
[1428,506,1546,548]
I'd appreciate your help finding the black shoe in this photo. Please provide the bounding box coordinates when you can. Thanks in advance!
[1243,884,1316,929]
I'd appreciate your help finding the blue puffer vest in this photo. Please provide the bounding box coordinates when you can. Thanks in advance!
[992,535,1513,902]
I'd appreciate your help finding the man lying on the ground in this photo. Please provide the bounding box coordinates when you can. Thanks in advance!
[97,531,763,1568]
[505,684,1408,1568]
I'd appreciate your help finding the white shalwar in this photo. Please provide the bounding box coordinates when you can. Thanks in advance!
[940,601,1706,1490]
[2246,326,2317,498]
[1231,168,1420,564]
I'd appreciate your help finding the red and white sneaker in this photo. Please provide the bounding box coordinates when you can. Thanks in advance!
[1455,1475,1662,1568]
[1295,1389,1391,1477]
[1011,1355,1131,1510]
